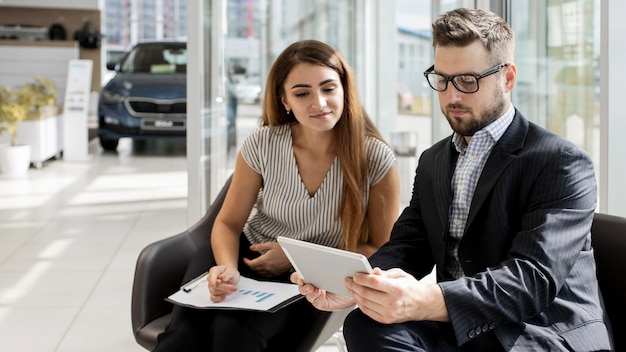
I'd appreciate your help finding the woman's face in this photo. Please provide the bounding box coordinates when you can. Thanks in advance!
[281,63,344,133]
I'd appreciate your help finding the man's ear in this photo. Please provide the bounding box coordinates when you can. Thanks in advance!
[504,63,517,92]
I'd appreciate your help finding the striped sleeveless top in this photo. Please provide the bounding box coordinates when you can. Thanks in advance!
[240,124,395,248]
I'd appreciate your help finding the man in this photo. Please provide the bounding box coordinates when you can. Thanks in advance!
[292,8,612,351]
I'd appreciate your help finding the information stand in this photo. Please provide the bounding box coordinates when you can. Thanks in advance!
[62,59,93,161]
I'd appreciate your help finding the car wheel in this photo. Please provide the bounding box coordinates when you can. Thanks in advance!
[100,138,119,151]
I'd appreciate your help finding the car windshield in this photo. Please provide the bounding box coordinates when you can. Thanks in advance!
[119,43,187,74]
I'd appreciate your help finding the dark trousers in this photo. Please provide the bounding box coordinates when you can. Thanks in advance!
[343,308,504,352]
[153,235,317,352]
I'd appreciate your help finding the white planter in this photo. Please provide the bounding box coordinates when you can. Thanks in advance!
[0,144,31,177]
[17,113,63,168]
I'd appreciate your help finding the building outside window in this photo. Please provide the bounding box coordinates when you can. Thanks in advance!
[103,0,188,48]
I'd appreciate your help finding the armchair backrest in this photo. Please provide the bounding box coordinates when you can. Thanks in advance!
[188,174,233,246]
[591,212,626,351]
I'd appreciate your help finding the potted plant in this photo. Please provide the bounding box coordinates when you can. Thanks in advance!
[0,76,58,177]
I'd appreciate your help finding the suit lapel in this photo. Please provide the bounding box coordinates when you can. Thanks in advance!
[433,139,457,231]
[465,111,528,229]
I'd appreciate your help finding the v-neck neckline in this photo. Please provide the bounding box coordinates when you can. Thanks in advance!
[289,127,338,198]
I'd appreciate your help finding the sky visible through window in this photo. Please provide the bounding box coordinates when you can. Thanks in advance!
[396,0,431,31]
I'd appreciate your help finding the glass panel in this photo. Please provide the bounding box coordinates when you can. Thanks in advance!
[395,1,432,121]
[204,0,230,207]
[103,0,188,44]
[223,0,360,173]
[395,0,432,206]
[224,0,265,168]
[511,0,600,174]
[395,1,434,118]
[184,0,229,219]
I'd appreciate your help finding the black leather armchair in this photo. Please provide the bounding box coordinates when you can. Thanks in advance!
[131,175,350,351]
[591,212,626,351]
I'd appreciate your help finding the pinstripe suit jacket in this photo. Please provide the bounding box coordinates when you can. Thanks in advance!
[370,110,612,351]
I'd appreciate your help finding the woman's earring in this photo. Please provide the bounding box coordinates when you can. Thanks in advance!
[286,109,291,115]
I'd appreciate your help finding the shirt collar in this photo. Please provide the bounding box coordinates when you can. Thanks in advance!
[452,104,515,152]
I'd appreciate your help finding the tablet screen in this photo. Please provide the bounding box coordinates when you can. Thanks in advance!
[277,236,373,296]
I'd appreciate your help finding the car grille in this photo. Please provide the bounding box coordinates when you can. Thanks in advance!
[125,97,186,118]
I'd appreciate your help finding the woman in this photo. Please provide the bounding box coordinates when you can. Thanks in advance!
[153,39,400,352]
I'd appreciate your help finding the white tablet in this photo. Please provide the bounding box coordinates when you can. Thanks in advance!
[277,236,373,296]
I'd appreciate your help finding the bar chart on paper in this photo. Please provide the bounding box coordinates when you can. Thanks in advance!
[167,275,302,312]
[240,289,276,303]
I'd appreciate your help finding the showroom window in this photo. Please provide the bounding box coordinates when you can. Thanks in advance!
[119,0,621,219]
[510,0,600,178]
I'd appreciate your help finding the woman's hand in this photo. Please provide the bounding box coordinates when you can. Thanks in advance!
[243,242,292,277]
[207,265,240,302]
[290,272,356,311]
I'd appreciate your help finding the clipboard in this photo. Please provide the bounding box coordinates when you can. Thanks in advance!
[277,236,373,296]
[166,272,303,312]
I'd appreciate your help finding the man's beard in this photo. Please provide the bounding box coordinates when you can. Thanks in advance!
[442,89,506,137]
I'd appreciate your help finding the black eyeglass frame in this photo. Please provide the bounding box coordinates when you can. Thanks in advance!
[423,63,508,93]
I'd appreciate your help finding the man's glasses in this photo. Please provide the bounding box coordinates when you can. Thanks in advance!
[423,63,508,94]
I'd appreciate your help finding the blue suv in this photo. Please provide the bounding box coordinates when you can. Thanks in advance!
[98,41,187,151]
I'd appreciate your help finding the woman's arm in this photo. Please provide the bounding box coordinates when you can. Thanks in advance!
[357,163,400,257]
[211,152,263,270]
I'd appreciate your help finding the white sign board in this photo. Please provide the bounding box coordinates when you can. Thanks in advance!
[62,59,93,161]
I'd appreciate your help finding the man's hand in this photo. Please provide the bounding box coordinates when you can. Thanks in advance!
[243,242,292,277]
[346,268,450,324]
[207,265,239,302]
[290,272,356,311]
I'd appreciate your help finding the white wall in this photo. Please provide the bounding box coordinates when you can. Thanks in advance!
[0,44,79,105]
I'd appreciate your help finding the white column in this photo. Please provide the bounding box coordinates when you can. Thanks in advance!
[600,0,626,216]
[186,0,204,224]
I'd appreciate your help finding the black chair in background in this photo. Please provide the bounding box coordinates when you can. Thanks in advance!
[591,212,626,351]
[131,174,350,351]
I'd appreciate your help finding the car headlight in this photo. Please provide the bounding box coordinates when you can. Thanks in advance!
[100,90,125,103]
[104,116,121,125]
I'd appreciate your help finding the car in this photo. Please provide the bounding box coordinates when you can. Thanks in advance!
[97,41,187,151]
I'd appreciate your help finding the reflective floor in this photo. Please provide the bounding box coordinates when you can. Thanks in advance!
[0,147,344,351]
[0,107,429,351]
[0,138,189,352]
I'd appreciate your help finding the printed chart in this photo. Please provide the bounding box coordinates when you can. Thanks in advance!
[168,275,302,312]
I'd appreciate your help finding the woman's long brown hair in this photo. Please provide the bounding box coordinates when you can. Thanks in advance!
[259,40,385,252]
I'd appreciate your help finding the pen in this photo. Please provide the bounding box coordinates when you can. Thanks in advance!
[182,272,208,293]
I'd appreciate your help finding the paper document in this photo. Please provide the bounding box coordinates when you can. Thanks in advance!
[167,273,303,312]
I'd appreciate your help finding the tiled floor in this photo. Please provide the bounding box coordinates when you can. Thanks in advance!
[0,140,347,351]
[0,138,190,352]
[0,107,429,352]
